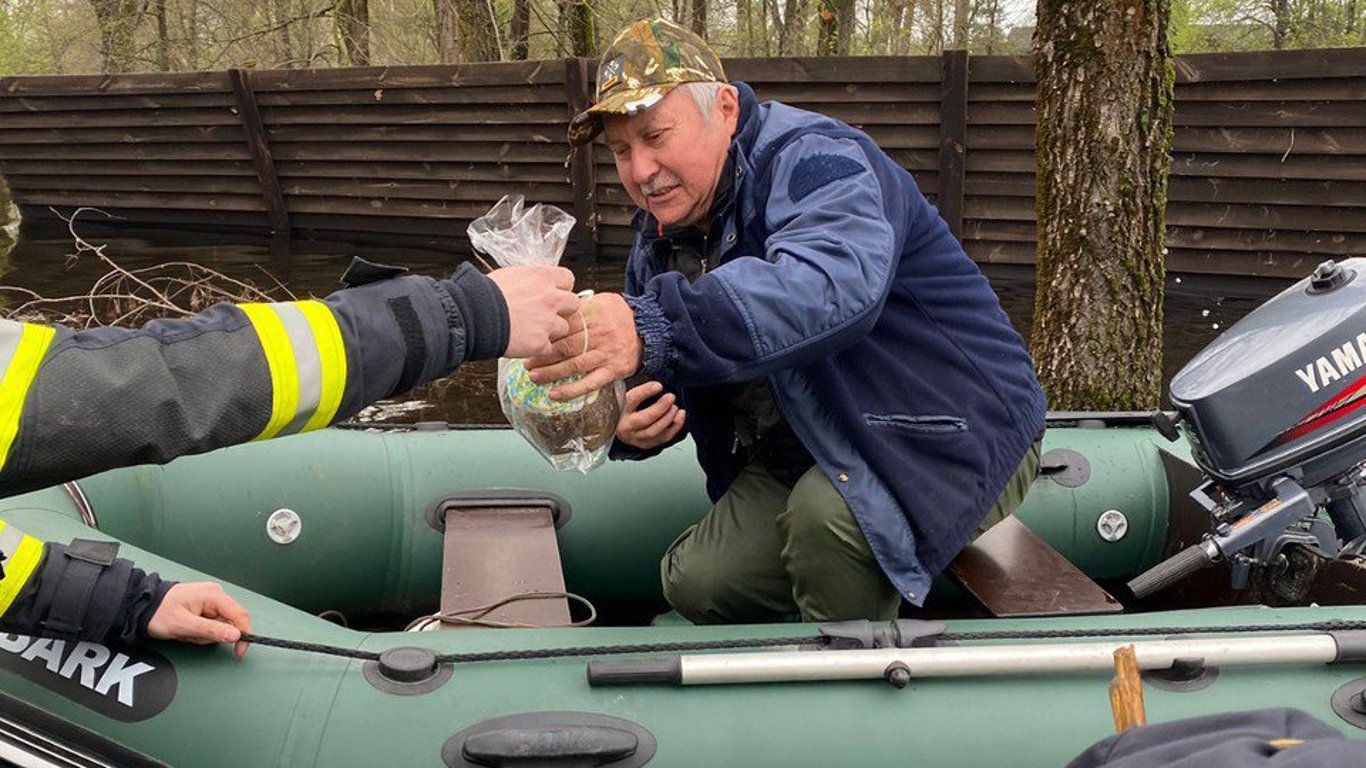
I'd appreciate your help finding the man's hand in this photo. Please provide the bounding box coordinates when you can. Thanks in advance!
[486,266,580,358]
[525,293,642,401]
[616,381,686,450]
[147,582,252,659]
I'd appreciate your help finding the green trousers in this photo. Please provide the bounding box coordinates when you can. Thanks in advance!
[661,442,1042,624]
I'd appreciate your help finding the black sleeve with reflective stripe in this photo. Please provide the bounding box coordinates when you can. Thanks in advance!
[326,264,508,417]
[0,539,170,644]
[0,263,508,497]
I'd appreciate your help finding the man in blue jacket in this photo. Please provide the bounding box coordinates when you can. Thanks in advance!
[529,18,1045,623]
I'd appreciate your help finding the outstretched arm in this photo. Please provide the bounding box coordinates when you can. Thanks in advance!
[0,262,577,497]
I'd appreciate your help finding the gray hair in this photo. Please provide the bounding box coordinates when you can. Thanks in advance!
[677,81,735,123]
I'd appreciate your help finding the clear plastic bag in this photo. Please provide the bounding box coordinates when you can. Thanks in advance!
[469,195,624,474]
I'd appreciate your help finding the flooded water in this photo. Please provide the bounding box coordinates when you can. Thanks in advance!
[2,225,1293,425]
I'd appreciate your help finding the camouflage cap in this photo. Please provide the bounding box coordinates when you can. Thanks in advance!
[568,18,726,146]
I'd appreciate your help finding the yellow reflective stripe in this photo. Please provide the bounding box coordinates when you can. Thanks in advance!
[0,521,44,619]
[239,303,300,441]
[0,323,55,473]
[296,300,347,432]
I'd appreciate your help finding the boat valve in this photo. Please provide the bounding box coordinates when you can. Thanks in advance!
[363,646,453,696]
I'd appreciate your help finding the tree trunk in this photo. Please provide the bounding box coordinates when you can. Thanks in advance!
[951,0,969,48]
[816,0,838,54]
[690,0,708,38]
[336,0,371,65]
[509,0,530,59]
[983,0,1002,53]
[928,0,945,52]
[560,0,595,57]
[88,0,142,73]
[434,0,501,62]
[779,0,804,53]
[835,0,854,52]
[434,0,459,61]
[272,0,295,67]
[1030,0,1172,411]
[1271,0,1290,49]
[153,0,171,70]
[896,0,915,54]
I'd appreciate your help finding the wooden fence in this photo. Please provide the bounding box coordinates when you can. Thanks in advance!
[1,47,1364,277]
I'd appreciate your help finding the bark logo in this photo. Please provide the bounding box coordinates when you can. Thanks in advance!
[0,634,176,722]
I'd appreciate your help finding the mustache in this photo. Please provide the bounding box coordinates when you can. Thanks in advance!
[640,174,681,196]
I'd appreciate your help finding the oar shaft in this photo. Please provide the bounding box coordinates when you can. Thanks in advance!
[679,635,1337,685]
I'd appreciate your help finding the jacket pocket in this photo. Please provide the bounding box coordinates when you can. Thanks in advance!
[864,413,969,435]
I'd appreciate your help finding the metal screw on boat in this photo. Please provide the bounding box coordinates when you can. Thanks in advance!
[883,662,911,689]
[1352,691,1366,716]
[1096,510,1128,542]
[267,508,302,545]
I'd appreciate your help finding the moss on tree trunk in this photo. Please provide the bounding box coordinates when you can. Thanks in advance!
[1030,0,1173,411]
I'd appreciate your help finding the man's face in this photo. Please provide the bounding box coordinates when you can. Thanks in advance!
[603,86,739,230]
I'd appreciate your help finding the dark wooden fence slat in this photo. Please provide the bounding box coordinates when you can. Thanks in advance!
[1173,100,1366,128]
[0,92,236,113]
[4,144,254,160]
[1169,153,1366,181]
[725,56,943,83]
[1167,201,1366,233]
[1175,48,1366,83]
[0,71,231,96]
[0,126,247,144]
[6,175,265,195]
[265,124,565,143]
[246,61,564,92]
[270,141,568,163]
[1168,226,1366,253]
[1173,126,1366,154]
[285,197,503,219]
[258,104,569,126]
[273,161,568,183]
[253,85,569,107]
[280,178,576,203]
[1166,248,1339,278]
[228,69,289,235]
[966,56,1033,84]
[939,50,969,241]
[564,57,598,265]
[16,189,267,211]
[0,159,260,177]
[0,109,241,129]
[749,82,942,103]
[1176,79,1366,102]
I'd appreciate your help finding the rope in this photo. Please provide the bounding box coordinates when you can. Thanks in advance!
[237,633,830,664]
[236,619,1366,666]
[403,591,598,631]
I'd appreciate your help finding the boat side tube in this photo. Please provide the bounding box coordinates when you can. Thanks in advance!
[588,631,1366,687]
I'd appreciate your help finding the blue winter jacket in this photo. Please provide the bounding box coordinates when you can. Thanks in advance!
[619,82,1047,604]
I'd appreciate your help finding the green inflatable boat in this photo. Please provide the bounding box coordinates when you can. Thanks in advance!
[7,259,1366,767]
[0,417,1364,768]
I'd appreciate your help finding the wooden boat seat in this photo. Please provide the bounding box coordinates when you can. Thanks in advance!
[438,502,572,629]
[946,516,1123,617]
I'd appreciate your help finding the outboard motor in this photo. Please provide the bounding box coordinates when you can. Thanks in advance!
[1130,257,1366,599]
